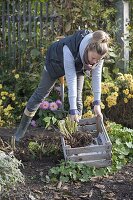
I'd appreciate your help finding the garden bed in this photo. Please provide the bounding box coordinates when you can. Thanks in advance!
[0,126,133,200]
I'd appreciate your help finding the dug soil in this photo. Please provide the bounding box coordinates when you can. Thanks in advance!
[0,126,133,200]
[64,130,94,148]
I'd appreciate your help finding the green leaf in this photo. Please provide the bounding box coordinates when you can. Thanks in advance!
[126,142,133,148]
[109,51,118,57]
[43,116,51,123]
[72,173,77,180]
[115,138,121,145]
[50,168,59,175]
[118,154,125,159]
[52,116,57,124]
[72,8,81,12]
[30,49,40,59]
[112,67,119,74]
[117,147,129,156]
[60,176,69,182]
[21,32,26,40]
[94,168,106,176]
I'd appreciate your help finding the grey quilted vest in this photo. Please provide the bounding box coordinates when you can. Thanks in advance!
[45,30,90,79]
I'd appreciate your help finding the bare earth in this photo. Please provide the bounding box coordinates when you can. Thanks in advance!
[0,126,133,200]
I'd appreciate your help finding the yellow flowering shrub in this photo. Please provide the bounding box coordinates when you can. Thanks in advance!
[0,83,27,127]
[83,95,94,118]
[101,73,133,108]
[83,73,133,119]
[83,110,94,119]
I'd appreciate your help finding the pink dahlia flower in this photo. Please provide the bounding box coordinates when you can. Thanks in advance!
[49,102,58,111]
[56,99,62,107]
[39,100,49,110]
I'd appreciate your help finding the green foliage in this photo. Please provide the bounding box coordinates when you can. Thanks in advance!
[107,122,133,171]
[28,141,60,159]
[28,141,49,159]
[48,161,95,183]
[47,122,133,183]
[0,151,24,195]
[0,62,44,126]
[58,117,78,137]
[47,160,107,183]
[38,109,58,129]
[1,0,133,127]
[38,108,66,129]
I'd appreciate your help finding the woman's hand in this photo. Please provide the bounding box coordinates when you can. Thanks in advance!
[69,114,80,122]
[94,105,103,119]
[69,109,80,122]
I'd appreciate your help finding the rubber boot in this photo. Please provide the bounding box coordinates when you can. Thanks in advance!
[14,113,32,141]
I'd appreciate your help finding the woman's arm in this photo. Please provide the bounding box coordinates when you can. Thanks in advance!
[91,60,104,119]
[92,59,104,104]
[63,45,78,115]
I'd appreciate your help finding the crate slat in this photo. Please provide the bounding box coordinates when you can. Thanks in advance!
[98,132,107,145]
[76,160,112,168]
[101,121,112,143]
[67,152,111,162]
[78,124,97,132]
[78,117,97,125]
[65,144,111,156]
[61,137,67,160]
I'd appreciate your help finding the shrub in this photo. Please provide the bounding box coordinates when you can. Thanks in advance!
[0,151,24,195]
[0,81,27,127]
[83,73,133,128]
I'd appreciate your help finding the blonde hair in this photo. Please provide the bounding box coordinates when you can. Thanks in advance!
[82,30,110,69]
[87,30,110,56]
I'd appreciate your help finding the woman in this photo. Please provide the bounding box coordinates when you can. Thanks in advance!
[14,29,110,141]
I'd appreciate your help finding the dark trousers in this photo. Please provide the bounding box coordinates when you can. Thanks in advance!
[25,67,84,116]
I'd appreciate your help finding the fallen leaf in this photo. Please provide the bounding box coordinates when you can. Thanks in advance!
[54,192,61,200]
[39,171,43,176]
[117,179,124,183]
[89,189,93,198]
[100,189,106,194]
[102,192,116,199]
[32,189,43,195]
[109,192,115,197]
[91,176,103,181]
[79,194,88,198]
[29,193,36,200]
[57,180,62,189]
[95,184,105,189]
[62,185,69,191]
[65,23,71,32]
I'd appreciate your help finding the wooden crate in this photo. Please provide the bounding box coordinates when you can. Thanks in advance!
[61,116,112,168]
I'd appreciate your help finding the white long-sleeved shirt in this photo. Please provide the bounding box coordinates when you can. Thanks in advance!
[63,33,103,110]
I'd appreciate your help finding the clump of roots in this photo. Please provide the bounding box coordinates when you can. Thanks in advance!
[58,117,94,148]
[66,130,93,148]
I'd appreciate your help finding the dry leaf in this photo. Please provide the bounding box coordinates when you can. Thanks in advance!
[54,192,61,200]
[29,193,36,200]
[95,184,105,189]
[89,189,93,198]
[65,23,71,33]
[79,194,88,198]
[57,180,62,189]
[117,179,124,183]
[62,185,69,191]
